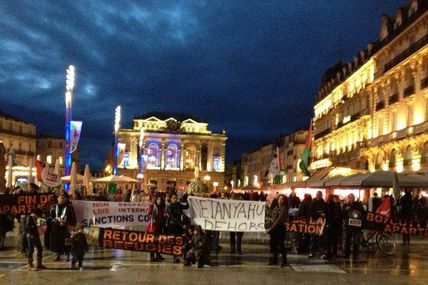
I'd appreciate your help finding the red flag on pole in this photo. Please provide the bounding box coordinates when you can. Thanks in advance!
[375,197,391,218]
[35,160,45,181]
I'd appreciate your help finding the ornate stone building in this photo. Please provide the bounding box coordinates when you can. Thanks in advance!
[117,112,227,191]
[312,0,428,174]
[0,110,36,166]
[239,143,275,188]
[279,130,308,183]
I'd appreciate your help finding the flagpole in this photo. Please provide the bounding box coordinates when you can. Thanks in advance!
[64,65,75,190]
[113,106,121,175]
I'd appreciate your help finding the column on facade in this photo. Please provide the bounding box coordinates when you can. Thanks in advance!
[179,142,184,171]
[160,140,165,170]
[197,142,202,170]
[207,141,213,172]
[220,143,226,172]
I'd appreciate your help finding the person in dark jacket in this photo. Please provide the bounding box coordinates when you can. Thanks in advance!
[371,192,382,212]
[308,191,326,258]
[70,224,88,270]
[167,194,189,262]
[26,208,46,271]
[298,194,312,253]
[414,197,428,228]
[322,195,342,259]
[49,195,76,261]
[399,191,413,245]
[229,192,244,254]
[267,194,288,267]
[343,194,365,258]
[147,195,166,262]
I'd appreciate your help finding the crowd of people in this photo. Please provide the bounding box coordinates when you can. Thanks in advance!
[1,183,428,271]
[266,189,428,261]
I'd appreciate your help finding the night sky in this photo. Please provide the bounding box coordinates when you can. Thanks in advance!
[0,1,405,170]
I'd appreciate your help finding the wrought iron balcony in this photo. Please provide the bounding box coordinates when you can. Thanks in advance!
[421,77,428,90]
[384,34,428,73]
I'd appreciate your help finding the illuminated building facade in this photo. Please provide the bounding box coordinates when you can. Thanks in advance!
[279,130,308,183]
[117,112,227,191]
[240,143,275,188]
[312,0,428,174]
[0,110,36,166]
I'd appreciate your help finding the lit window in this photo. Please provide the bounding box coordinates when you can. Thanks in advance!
[147,142,160,168]
[213,154,220,171]
[165,143,179,169]
[46,155,52,164]
[59,156,63,165]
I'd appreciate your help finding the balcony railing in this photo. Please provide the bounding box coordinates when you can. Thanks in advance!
[403,159,412,167]
[403,85,415,98]
[384,34,428,73]
[389,93,399,104]
[14,150,35,156]
[314,127,331,140]
[376,101,385,111]
[0,128,36,138]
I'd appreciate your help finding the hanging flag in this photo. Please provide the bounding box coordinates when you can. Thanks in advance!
[41,163,62,188]
[375,197,391,218]
[35,160,45,181]
[266,154,279,180]
[108,183,117,194]
[392,171,401,200]
[117,143,126,166]
[299,121,313,177]
[70,121,83,153]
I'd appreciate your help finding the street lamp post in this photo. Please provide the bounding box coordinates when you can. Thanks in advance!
[113,106,121,175]
[64,65,75,190]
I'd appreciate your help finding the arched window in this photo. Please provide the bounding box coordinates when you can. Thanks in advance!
[165,143,179,169]
[389,149,396,168]
[404,145,412,166]
[376,152,384,169]
[184,145,197,170]
[213,153,221,172]
[201,144,208,171]
[147,142,160,168]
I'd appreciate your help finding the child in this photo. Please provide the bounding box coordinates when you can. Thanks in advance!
[70,224,88,271]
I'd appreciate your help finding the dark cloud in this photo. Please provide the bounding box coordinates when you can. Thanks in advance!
[0,0,405,168]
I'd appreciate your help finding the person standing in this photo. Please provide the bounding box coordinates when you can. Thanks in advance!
[147,195,166,262]
[167,194,189,262]
[308,191,326,258]
[49,195,76,261]
[399,190,414,246]
[343,194,365,258]
[371,192,382,212]
[25,208,46,271]
[266,194,288,267]
[229,192,244,254]
[70,224,88,271]
[322,195,342,259]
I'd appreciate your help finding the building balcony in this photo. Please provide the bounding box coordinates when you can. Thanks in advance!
[0,128,36,138]
[314,127,331,140]
[403,85,415,98]
[375,101,385,111]
[389,93,399,105]
[421,77,428,90]
[14,150,35,156]
[403,159,412,167]
[384,34,428,73]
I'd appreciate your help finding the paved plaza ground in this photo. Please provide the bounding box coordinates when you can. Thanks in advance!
[1,236,428,285]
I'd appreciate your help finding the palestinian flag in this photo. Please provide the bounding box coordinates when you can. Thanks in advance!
[299,121,312,177]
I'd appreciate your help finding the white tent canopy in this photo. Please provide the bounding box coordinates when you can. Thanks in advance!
[338,171,428,188]
[92,174,139,184]
[61,174,84,182]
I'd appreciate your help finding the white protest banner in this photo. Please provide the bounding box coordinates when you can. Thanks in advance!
[72,200,151,228]
[187,196,266,232]
[41,163,62,187]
